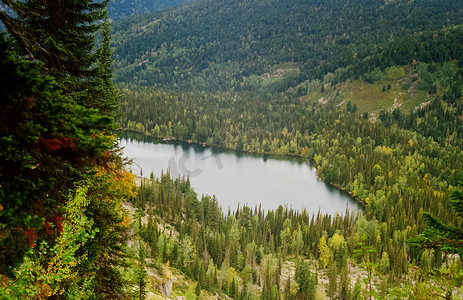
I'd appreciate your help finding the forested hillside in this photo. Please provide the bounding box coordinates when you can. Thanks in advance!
[111,0,463,91]
[123,163,463,299]
[108,0,194,20]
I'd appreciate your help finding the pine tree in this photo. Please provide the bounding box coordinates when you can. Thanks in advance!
[94,11,119,115]
[409,188,463,257]
[295,259,317,300]
[135,241,148,299]
[327,262,338,298]
[0,0,111,111]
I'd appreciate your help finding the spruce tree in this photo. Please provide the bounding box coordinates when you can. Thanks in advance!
[0,0,127,297]
[327,262,338,298]
[0,32,113,269]
[94,11,118,115]
[409,188,463,257]
[0,0,113,111]
[135,241,148,299]
[295,259,317,299]
[339,266,351,300]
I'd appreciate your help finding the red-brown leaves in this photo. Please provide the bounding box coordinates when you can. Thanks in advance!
[44,215,64,235]
[35,136,77,152]
[23,227,38,248]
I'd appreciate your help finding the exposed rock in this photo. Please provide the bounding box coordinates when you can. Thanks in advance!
[159,278,173,298]
[318,97,328,104]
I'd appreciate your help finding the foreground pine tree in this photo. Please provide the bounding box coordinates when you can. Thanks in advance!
[0,0,116,111]
[410,188,463,257]
[0,0,131,297]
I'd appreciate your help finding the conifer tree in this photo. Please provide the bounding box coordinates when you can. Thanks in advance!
[327,262,338,298]
[0,0,128,296]
[0,0,113,111]
[0,31,114,268]
[295,259,317,299]
[409,188,463,257]
[95,11,119,115]
[135,241,148,299]
[339,266,351,300]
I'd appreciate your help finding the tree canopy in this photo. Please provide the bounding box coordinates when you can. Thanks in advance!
[0,0,131,297]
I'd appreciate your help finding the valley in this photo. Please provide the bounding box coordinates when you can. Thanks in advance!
[112,0,463,298]
[1,0,463,298]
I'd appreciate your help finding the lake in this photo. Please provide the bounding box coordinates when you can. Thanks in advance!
[120,133,363,215]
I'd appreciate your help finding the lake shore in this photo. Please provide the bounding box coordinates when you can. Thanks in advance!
[119,128,365,208]
[120,130,364,214]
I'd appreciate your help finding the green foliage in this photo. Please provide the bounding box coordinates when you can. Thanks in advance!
[384,66,405,81]
[110,0,463,92]
[318,236,332,268]
[107,0,193,20]
[338,267,351,300]
[0,0,129,296]
[379,252,390,274]
[295,260,316,299]
[0,32,114,269]
[130,160,463,298]
[3,0,120,111]
[410,188,463,256]
[353,235,378,300]
[121,78,463,292]
[352,280,362,300]
[135,223,148,299]
[0,185,97,299]
[327,262,338,298]
[3,0,461,296]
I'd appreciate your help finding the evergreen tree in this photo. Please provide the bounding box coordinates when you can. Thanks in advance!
[0,0,128,296]
[0,0,111,110]
[339,267,351,300]
[135,241,148,299]
[284,276,291,300]
[327,262,338,298]
[95,11,119,115]
[352,280,362,300]
[410,188,463,257]
[295,260,317,300]
[195,281,201,297]
[0,31,115,270]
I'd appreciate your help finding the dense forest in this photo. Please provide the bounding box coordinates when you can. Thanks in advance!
[118,78,463,297]
[110,0,463,92]
[108,0,194,20]
[1,0,463,298]
[125,167,463,299]
[113,0,463,298]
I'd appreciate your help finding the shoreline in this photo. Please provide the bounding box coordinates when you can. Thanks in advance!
[119,128,365,209]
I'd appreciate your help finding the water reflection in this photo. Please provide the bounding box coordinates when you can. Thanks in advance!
[120,131,363,215]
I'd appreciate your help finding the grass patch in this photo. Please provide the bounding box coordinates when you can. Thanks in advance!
[336,79,429,115]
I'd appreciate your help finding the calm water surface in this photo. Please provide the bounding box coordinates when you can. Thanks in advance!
[120,135,362,214]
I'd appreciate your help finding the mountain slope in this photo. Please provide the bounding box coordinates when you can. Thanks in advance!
[108,0,195,20]
[111,0,463,91]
